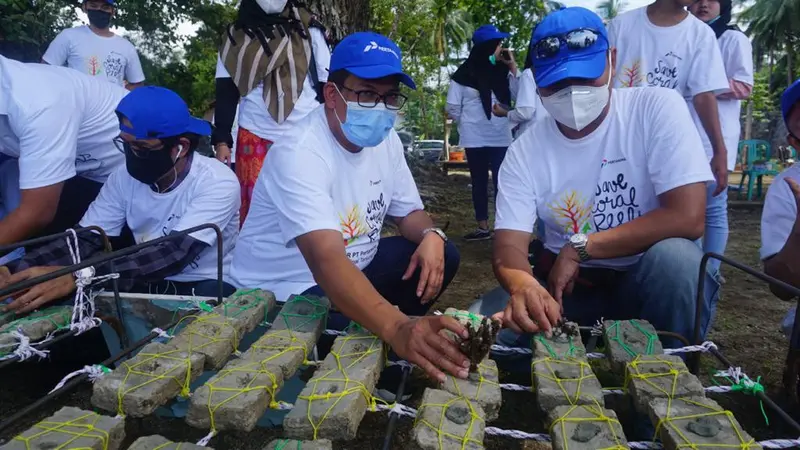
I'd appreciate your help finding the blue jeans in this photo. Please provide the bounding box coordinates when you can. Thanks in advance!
[469,238,721,372]
[700,181,729,273]
[465,147,507,222]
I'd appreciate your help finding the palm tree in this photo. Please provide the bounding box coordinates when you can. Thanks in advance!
[739,0,800,88]
[596,0,627,20]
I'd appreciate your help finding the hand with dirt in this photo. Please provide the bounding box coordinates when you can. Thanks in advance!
[548,244,581,305]
[387,315,471,382]
[492,276,560,335]
[1,266,74,314]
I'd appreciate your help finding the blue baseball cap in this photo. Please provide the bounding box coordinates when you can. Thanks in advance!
[330,32,416,89]
[116,86,211,140]
[781,78,800,125]
[530,7,609,88]
[472,25,510,46]
[85,0,116,5]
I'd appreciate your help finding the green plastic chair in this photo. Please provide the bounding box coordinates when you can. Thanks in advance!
[736,139,779,201]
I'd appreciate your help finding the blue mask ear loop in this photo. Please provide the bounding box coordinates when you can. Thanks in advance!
[707,15,721,24]
[332,84,349,126]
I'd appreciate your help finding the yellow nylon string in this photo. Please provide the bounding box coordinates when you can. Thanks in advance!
[548,402,628,450]
[12,412,111,450]
[413,394,485,449]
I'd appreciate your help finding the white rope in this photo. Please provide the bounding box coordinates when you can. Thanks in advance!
[484,427,550,442]
[499,383,530,392]
[48,364,109,394]
[759,438,800,449]
[664,341,718,355]
[322,329,347,336]
[196,430,215,447]
[490,344,532,355]
[151,328,172,340]
[590,317,605,336]
[66,229,119,335]
[374,403,418,418]
[0,329,50,361]
[273,401,295,410]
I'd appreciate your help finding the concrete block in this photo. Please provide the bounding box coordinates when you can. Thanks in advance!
[547,405,629,450]
[0,310,15,328]
[263,439,333,450]
[91,342,205,417]
[0,407,124,450]
[627,355,705,414]
[0,306,72,341]
[603,320,663,373]
[412,388,485,450]
[214,288,276,333]
[442,308,500,372]
[186,357,284,432]
[532,333,587,360]
[169,313,241,369]
[533,357,604,412]
[440,359,502,421]
[648,397,762,450]
[128,435,212,450]
[283,324,385,440]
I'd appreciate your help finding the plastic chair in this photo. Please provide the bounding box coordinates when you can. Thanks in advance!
[736,140,779,201]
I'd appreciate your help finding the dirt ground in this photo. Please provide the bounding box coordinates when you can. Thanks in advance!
[0,167,796,449]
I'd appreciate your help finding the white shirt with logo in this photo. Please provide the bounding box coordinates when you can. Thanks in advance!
[228,107,424,301]
[0,56,126,189]
[43,26,145,87]
[79,155,241,282]
[609,7,729,162]
[446,79,514,148]
[214,27,330,143]
[760,164,800,260]
[496,87,713,269]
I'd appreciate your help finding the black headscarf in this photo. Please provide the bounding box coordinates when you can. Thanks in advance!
[451,39,512,120]
[708,0,739,38]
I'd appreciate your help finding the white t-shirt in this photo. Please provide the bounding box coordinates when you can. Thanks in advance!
[229,107,424,301]
[43,26,145,87]
[446,79,514,148]
[214,28,330,143]
[708,30,754,171]
[508,68,543,137]
[609,7,729,162]
[760,164,800,260]
[79,155,241,282]
[496,87,713,269]
[0,56,126,189]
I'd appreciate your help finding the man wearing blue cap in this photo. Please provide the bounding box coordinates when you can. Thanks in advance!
[761,79,800,302]
[471,7,719,352]
[0,86,240,313]
[43,0,145,89]
[230,32,469,385]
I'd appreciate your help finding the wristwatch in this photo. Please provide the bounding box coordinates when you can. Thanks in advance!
[568,233,591,262]
[423,227,448,244]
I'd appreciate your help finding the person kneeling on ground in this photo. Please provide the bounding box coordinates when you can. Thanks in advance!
[0,86,241,313]
[228,32,468,390]
[761,78,800,332]
[471,7,721,364]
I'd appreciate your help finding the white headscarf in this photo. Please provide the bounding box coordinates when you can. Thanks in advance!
[255,0,287,14]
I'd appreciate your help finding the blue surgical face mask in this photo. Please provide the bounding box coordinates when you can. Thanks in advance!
[335,87,398,148]
[489,54,497,65]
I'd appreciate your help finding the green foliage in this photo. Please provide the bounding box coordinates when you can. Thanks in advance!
[744,71,777,122]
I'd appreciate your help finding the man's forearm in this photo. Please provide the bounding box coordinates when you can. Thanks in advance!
[693,92,727,159]
[586,206,704,260]
[309,252,408,342]
[394,210,434,244]
[764,231,800,300]
[0,208,50,246]
[492,236,537,294]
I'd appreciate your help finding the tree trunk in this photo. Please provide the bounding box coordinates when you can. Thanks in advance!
[307,0,370,41]
[787,41,794,88]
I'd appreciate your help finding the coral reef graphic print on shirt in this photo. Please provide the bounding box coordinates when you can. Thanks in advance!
[339,191,389,265]
[548,191,593,235]
[620,60,643,87]
[340,205,367,246]
[86,55,103,76]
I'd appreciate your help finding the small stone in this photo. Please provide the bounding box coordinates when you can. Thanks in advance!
[572,422,601,442]
[445,405,470,425]
[686,417,722,438]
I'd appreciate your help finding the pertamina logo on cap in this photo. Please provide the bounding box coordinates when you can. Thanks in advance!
[363,41,399,59]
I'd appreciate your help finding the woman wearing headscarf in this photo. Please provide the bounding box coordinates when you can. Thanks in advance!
[493,36,544,139]
[212,0,331,226]
[446,25,518,241]
[689,0,753,273]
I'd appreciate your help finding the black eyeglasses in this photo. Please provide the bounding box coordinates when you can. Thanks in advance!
[339,85,408,110]
[532,28,605,61]
[114,137,171,158]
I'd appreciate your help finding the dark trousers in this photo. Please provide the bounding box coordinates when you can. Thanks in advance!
[302,236,461,356]
[465,147,508,222]
[129,279,237,298]
[32,176,103,239]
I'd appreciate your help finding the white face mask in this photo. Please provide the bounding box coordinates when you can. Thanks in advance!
[540,53,612,132]
[254,0,288,14]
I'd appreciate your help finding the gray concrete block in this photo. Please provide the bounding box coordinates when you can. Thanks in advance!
[0,406,124,450]
[0,310,16,328]
[128,435,212,450]
[532,333,587,360]
[91,342,205,417]
[0,306,72,341]
[169,314,241,370]
[648,397,762,450]
[214,288,276,333]
[186,357,285,432]
[547,405,629,450]
[603,320,663,373]
[627,355,705,414]
[533,357,604,412]
[412,388,485,450]
[263,439,333,450]
[440,359,502,421]
[283,324,385,440]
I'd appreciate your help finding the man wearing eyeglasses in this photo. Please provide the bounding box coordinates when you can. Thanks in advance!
[229,32,468,391]
[470,8,719,356]
[0,86,240,314]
